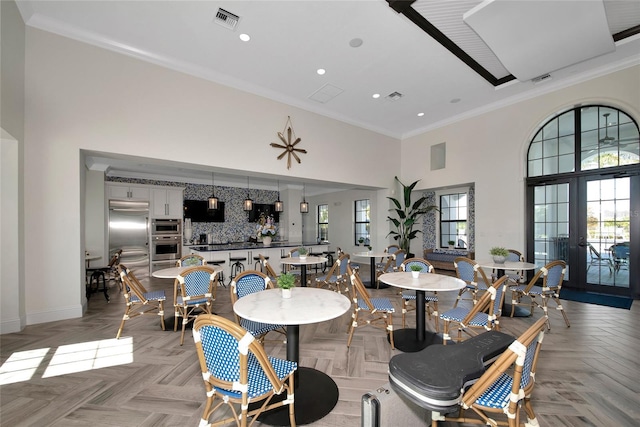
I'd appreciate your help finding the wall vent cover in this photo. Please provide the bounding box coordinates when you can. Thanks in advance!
[386,91,403,101]
[214,8,240,30]
[531,73,552,84]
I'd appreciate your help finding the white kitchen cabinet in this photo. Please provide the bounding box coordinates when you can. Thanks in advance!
[151,187,184,218]
[107,183,150,201]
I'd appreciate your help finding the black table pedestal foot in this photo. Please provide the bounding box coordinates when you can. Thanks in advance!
[252,367,339,425]
[390,328,446,352]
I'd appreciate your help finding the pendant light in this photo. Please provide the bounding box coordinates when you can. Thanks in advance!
[274,180,284,212]
[300,183,309,213]
[207,172,219,211]
[243,176,253,211]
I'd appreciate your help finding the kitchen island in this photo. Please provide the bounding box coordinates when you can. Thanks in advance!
[187,242,329,282]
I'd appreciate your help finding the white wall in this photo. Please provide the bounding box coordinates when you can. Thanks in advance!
[400,66,640,260]
[21,27,400,325]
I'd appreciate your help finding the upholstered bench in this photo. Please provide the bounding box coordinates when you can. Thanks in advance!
[424,249,474,271]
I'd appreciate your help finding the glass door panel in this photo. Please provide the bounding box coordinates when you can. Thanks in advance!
[533,183,570,280]
[585,177,630,288]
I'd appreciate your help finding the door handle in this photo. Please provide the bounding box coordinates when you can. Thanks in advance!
[577,237,588,247]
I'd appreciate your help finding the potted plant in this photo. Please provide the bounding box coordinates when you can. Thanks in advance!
[409,264,423,278]
[387,176,439,257]
[490,247,509,264]
[297,247,308,260]
[277,272,296,298]
[448,240,455,249]
[358,237,365,246]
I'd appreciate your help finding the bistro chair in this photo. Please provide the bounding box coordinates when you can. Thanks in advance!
[346,265,395,349]
[173,265,217,345]
[509,260,569,330]
[315,252,351,295]
[176,253,206,267]
[399,258,439,330]
[259,254,279,282]
[375,249,406,288]
[586,243,612,274]
[192,314,297,427]
[432,316,548,427]
[453,257,490,308]
[116,264,166,339]
[491,249,527,284]
[439,275,508,344]
[375,244,400,270]
[610,243,630,274]
[230,270,286,343]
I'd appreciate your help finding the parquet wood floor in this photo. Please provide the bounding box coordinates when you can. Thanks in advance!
[1,268,638,426]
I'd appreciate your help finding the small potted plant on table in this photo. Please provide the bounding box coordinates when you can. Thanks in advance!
[448,240,455,249]
[409,264,423,278]
[297,247,308,260]
[277,272,296,298]
[490,247,509,264]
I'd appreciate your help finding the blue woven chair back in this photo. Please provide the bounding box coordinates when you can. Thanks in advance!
[180,256,204,267]
[456,259,476,282]
[394,252,405,267]
[235,273,268,299]
[184,270,212,296]
[200,324,241,383]
[492,283,504,315]
[520,339,539,389]
[545,263,564,288]
[612,245,629,259]
[506,251,522,262]
[289,249,300,257]
[338,256,350,276]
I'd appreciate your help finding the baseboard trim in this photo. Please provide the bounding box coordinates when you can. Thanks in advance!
[26,304,83,326]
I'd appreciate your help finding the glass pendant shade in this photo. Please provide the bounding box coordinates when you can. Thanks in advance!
[300,183,309,213]
[208,172,218,211]
[274,180,284,212]
[243,177,253,211]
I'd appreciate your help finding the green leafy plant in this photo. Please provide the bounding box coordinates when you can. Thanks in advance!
[277,272,296,289]
[297,247,308,256]
[489,247,509,257]
[387,176,439,255]
[448,240,455,246]
[409,265,423,272]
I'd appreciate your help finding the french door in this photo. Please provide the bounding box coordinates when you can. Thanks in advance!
[527,171,639,297]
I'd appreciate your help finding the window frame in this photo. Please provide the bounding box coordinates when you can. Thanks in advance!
[439,192,468,249]
[317,204,329,242]
[354,199,370,245]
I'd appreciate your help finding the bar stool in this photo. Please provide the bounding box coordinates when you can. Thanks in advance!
[254,255,269,271]
[209,260,226,288]
[229,254,247,285]
[323,250,335,273]
[310,251,323,274]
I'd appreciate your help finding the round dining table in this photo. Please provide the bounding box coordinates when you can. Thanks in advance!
[151,264,223,279]
[476,260,538,317]
[352,251,390,288]
[280,256,327,287]
[233,287,351,425]
[379,271,466,352]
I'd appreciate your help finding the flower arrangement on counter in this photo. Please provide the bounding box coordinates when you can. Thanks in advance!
[256,213,277,240]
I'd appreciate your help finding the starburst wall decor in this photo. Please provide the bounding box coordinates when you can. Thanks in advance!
[270,116,307,169]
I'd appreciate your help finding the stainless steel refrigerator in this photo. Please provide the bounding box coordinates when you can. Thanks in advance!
[108,200,150,280]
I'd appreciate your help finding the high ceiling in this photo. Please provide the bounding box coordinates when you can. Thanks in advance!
[15,0,640,192]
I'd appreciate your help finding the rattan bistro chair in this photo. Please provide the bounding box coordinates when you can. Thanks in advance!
[399,258,439,330]
[259,254,279,282]
[173,265,217,345]
[315,252,351,295]
[346,265,395,349]
[439,275,508,344]
[375,249,406,288]
[176,253,207,267]
[432,317,548,427]
[510,260,569,330]
[116,264,166,339]
[230,271,286,343]
[192,314,297,427]
[453,257,490,308]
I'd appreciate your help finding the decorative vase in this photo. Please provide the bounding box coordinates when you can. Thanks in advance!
[263,236,272,246]
[411,271,420,279]
[184,228,192,243]
[493,255,506,264]
[281,288,291,299]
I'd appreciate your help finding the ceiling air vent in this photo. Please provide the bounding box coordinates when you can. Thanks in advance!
[214,8,240,30]
[386,91,403,101]
[531,73,552,84]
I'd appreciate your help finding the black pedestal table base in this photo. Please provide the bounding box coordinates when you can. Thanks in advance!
[252,367,339,426]
[390,328,446,352]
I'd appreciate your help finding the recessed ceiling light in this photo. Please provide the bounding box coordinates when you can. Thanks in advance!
[317,68,326,75]
[349,38,363,48]
[417,112,425,117]
[372,93,380,99]
[450,98,461,103]
[239,33,250,42]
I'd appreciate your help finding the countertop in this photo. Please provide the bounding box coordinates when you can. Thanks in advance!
[188,241,329,252]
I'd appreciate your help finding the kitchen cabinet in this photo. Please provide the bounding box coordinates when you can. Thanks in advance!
[107,183,150,201]
[151,187,184,218]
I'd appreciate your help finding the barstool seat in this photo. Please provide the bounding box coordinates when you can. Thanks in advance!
[229,255,247,285]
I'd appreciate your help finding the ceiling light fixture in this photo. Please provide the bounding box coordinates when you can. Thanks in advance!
[316,68,326,75]
[208,172,219,211]
[239,33,251,42]
[372,93,380,99]
[599,112,616,144]
[349,38,363,48]
[275,180,284,212]
[243,177,253,211]
[300,184,309,213]
[417,112,425,117]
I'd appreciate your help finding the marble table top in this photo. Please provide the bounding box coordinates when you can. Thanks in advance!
[281,256,328,265]
[378,272,466,292]
[233,287,351,326]
[476,260,538,270]
[151,264,223,279]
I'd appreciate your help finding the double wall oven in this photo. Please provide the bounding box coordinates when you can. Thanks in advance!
[150,219,182,273]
